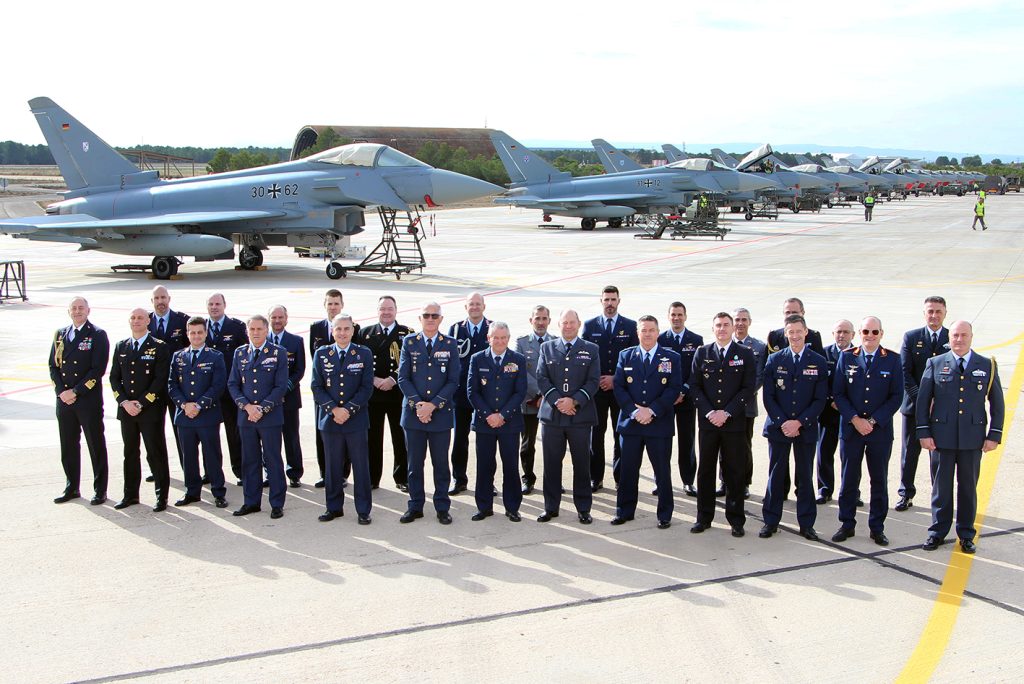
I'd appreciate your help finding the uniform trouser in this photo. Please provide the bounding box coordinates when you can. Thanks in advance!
[281,405,303,482]
[673,401,697,485]
[314,407,348,481]
[405,429,452,513]
[898,412,923,499]
[120,416,169,503]
[617,434,673,522]
[972,215,986,229]
[57,399,108,496]
[519,413,540,486]
[541,423,593,514]
[165,398,184,466]
[720,417,757,489]
[178,425,226,499]
[865,206,874,221]
[592,389,623,484]
[816,412,840,496]
[323,430,372,517]
[763,439,816,529]
[220,396,242,479]
[696,428,746,528]
[838,435,892,533]
[450,404,472,486]
[240,423,285,509]
[475,431,523,513]
[368,400,407,487]
[928,448,982,541]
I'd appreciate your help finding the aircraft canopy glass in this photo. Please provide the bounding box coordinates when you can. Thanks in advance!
[309,143,428,168]
[667,158,730,172]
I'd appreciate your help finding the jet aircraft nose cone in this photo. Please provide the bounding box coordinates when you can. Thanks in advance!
[427,169,502,205]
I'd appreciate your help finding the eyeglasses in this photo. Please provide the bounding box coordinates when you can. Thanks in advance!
[861,329,880,336]
[420,313,441,319]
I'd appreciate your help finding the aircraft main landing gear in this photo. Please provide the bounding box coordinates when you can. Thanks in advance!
[581,218,597,231]
[238,247,264,270]
[607,218,623,228]
[326,262,346,280]
[151,256,180,280]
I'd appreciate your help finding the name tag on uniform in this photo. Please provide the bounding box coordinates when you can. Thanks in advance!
[434,350,450,359]
[261,357,277,365]
[879,370,890,377]
[803,368,818,376]
[346,362,364,370]
[728,359,744,367]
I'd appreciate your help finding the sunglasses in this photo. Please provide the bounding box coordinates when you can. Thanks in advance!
[420,313,441,319]
[861,329,880,336]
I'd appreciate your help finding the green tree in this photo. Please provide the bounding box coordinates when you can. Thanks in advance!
[990,158,1003,165]
[949,158,959,166]
[207,148,232,173]
[961,155,982,167]
[934,155,950,166]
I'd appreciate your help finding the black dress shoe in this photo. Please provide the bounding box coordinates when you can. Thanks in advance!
[537,511,558,523]
[318,510,342,522]
[758,524,776,538]
[959,538,976,554]
[262,480,270,489]
[690,522,708,533]
[214,497,228,508]
[651,488,659,496]
[815,494,832,505]
[448,482,467,495]
[731,526,745,538]
[152,500,168,513]
[341,479,348,489]
[894,496,913,512]
[437,511,453,525]
[201,475,210,485]
[610,516,632,526]
[800,527,819,541]
[270,507,283,519]
[505,511,521,522]
[236,480,244,487]
[856,498,864,507]
[372,485,379,491]
[114,498,140,510]
[358,515,371,525]
[831,527,855,542]
[289,479,301,488]
[397,483,409,493]
[715,486,726,497]
[657,520,671,530]
[521,482,534,495]
[145,474,155,483]
[233,504,261,516]
[578,512,593,525]
[54,491,81,504]
[743,487,751,500]
[922,535,942,551]
[682,484,698,497]
[174,495,201,507]
[471,510,494,521]
[90,494,106,506]
[399,509,424,523]
[314,479,326,488]
[591,481,604,493]
[870,531,889,546]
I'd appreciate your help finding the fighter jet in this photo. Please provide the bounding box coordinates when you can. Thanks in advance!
[788,163,868,195]
[0,97,500,278]
[662,144,687,163]
[734,144,833,211]
[491,131,778,230]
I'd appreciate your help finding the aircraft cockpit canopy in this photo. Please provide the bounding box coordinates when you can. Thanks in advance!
[309,143,429,168]
[666,158,732,172]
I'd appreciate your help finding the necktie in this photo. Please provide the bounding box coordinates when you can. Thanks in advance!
[494,355,502,368]
[565,341,573,356]
[273,334,280,346]
[605,319,613,337]
[959,357,966,376]
[719,348,726,364]
[212,321,221,338]
[191,349,199,367]
[68,328,76,342]
[133,340,140,353]
[676,334,682,346]
[158,318,165,336]
[643,352,652,372]
[931,332,938,347]
[865,354,873,371]
[793,352,800,366]
[253,346,261,362]
[426,338,434,356]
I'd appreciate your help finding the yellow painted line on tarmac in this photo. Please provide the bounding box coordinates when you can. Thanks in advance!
[895,336,1024,683]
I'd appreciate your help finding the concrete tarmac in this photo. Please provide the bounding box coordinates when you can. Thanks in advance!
[1,193,1022,682]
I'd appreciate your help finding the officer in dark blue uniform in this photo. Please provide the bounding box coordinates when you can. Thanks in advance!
[311,313,375,524]
[309,289,356,487]
[398,302,461,524]
[447,291,490,495]
[581,285,638,491]
[832,316,904,546]
[918,320,1003,554]
[537,309,601,524]
[759,315,828,540]
[816,320,856,504]
[228,315,290,519]
[766,298,825,356]
[613,315,683,528]
[149,285,190,467]
[897,296,949,512]
[110,308,171,512]
[168,317,228,508]
[50,297,110,505]
[657,301,702,496]
[467,322,527,522]
[206,293,248,483]
[515,305,554,495]
[268,305,307,488]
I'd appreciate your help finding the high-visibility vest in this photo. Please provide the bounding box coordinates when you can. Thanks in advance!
[865,196,875,206]
[975,202,985,217]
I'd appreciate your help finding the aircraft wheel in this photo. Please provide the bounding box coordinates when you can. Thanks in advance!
[957,189,964,197]
[608,218,623,228]
[152,256,176,280]
[791,204,801,213]
[826,201,834,209]
[239,247,260,270]
[730,206,742,213]
[255,249,265,267]
[581,218,596,231]
[326,262,346,280]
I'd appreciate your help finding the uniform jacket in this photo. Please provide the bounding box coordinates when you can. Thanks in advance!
[310,343,375,433]
[900,326,949,415]
[49,321,109,405]
[658,328,703,400]
[467,348,527,434]
[916,351,1003,449]
[148,310,190,351]
[397,332,461,432]
[110,335,170,422]
[733,334,768,417]
[690,342,757,432]
[767,328,825,356]
[514,331,555,415]
[582,315,639,377]
[819,343,852,425]
[448,318,490,408]
[357,321,413,404]
[227,342,290,427]
[206,316,248,379]
[537,338,601,427]
[310,319,361,358]
[832,346,904,441]
[270,330,305,410]
[612,345,684,438]
[761,348,828,443]
[167,347,226,427]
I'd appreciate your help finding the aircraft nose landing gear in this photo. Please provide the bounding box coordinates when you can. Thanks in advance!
[238,246,264,270]
[151,256,180,280]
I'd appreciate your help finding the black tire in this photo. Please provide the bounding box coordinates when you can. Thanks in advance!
[581,218,596,231]
[152,256,175,280]
[744,211,753,221]
[791,204,801,214]
[826,201,833,209]
[608,218,623,228]
[326,262,345,280]
[254,250,265,267]
[239,248,260,270]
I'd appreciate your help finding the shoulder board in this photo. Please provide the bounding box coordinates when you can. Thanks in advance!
[851,347,861,356]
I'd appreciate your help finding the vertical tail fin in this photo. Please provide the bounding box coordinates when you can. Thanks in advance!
[662,144,687,163]
[711,148,740,168]
[489,130,569,184]
[28,97,140,190]
[591,138,642,173]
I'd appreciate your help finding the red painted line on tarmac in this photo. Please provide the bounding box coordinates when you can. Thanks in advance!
[0,383,51,397]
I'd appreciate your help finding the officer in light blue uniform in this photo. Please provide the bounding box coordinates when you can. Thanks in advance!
[311,313,375,524]
[832,316,904,546]
[397,302,461,524]
[759,315,828,540]
[917,320,1003,554]
[227,315,290,519]
[612,315,683,528]
[168,316,228,508]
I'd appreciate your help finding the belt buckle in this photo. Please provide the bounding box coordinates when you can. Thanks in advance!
[563,382,569,393]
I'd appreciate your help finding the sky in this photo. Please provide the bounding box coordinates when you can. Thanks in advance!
[1,0,1021,156]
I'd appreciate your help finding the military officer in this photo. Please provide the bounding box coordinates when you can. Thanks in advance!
[766,298,825,355]
[148,285,190,467]
[759,315,828,540]
[657,301,702,497]
[206,293,248,483]
[309,288,356,487]
[896,296,949,512]
[690,312,757,537]
[831,316,904,546]
[50,297,110,505]
[356,295,413,491]
[397,302,460,525]
[447,291,490,495]
[167,317,228,509]
[536,309,601,524]
[515,305,554,495]
[110,308,171,512]
[311,313,375,524]
[268,305,307,488]
[612,315,683,528]
[918,320,1003,554]
[816,319,856,504]
[228,315,290,519]
[467,322,527,522]
[581,285,639,491]
[731,307,768,498]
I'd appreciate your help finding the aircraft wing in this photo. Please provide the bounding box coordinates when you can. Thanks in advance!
[0,209,290,234]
